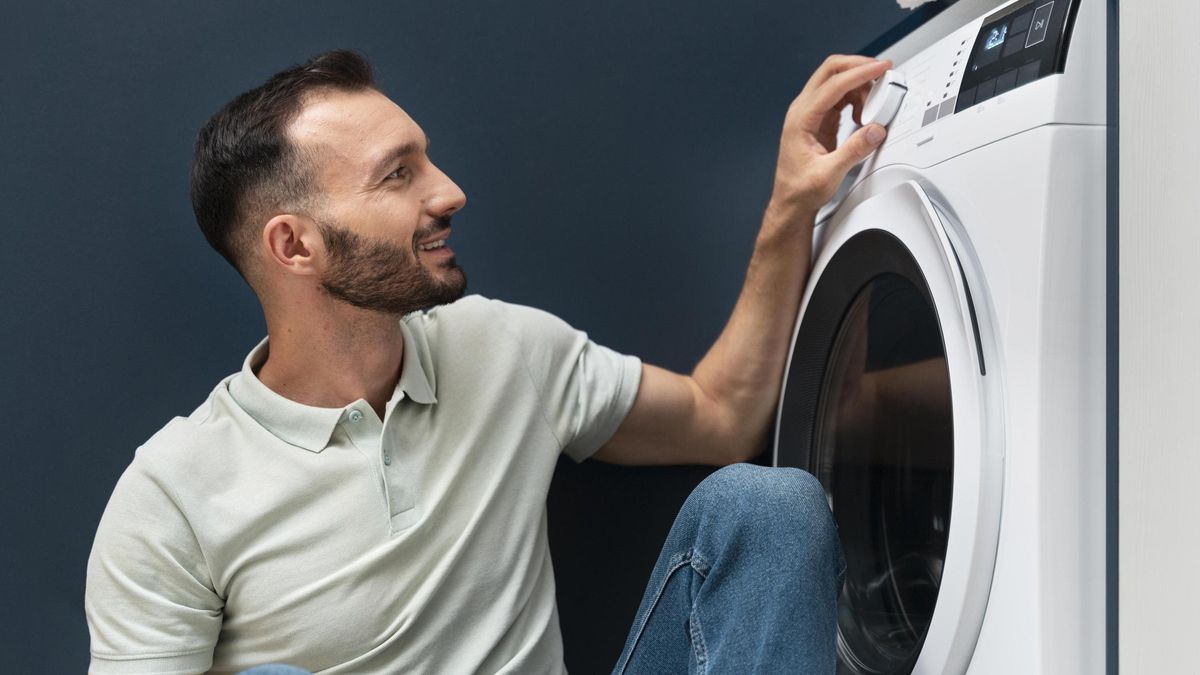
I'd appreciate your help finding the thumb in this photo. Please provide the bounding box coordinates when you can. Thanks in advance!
[827,123,887,174]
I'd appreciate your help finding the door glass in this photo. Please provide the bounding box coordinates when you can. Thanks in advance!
[812,273,954,674]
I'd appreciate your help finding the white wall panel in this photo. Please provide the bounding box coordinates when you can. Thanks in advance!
[1120,1,1200,671]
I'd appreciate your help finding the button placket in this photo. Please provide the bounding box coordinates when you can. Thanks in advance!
[380,418,418,526]
[343,406,393,523]
[380,393,405,472]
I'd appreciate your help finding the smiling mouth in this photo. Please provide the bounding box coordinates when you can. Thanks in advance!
[415,236,451,257]
[415,220,453,258]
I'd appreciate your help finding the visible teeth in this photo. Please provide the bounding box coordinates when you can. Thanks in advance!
[419,240,446,251]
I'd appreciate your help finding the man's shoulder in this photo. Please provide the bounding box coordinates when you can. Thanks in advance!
[132,376,243,479]
[409,293,544,324]
[408,294,575,344]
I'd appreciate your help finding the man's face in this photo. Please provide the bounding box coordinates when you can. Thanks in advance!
[287,88,468,315]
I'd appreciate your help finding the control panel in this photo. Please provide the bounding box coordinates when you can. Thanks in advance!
[954,0,1079,113]
[891,0,1081,137]
[818,0,1095,223]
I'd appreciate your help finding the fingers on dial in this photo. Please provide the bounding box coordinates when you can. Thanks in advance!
[799,61,889,129]
[811,54,881,88]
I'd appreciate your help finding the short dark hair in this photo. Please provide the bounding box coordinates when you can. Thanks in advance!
[190,49,376,281]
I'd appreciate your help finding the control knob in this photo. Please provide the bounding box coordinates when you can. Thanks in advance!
[861,70,908,128]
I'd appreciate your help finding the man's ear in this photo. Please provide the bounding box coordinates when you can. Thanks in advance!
[262,213,323,277]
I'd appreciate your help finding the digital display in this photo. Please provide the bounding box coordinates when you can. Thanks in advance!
[984,24,1008,50]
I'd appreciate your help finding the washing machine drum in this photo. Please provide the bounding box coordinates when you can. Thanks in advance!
[778,230,954,674]
[777,181,1003,674]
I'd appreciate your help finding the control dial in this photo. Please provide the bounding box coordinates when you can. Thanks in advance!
[861,70,908,128]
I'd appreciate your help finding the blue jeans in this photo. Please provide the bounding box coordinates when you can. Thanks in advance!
[612,463,846,674]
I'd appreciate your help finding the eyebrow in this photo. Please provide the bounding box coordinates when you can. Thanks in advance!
[369,136,430,180]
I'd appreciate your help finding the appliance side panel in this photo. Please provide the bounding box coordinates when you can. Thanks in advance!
[1038,125,1107,675]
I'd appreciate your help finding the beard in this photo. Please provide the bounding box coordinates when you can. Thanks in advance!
[316,216,467,316]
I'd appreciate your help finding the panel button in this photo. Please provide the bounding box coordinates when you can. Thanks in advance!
[957,86,977,110]
[1016,60,1043,86]
[938,97,957,119]
[1026,1,1055,48]
[995,69,1018,95]
[1003,34,1026,58]
[976,78,997,103]
[922,105,939,127]
[975,42,1002,69]
[1010,10,1034,34]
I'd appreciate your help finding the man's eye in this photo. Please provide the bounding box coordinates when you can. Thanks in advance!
[386,166,410,180]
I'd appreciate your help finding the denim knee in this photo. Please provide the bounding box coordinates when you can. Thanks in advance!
[692,463,827,517]
[686,464,842,567]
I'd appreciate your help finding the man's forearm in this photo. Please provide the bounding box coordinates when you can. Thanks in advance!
[686,55,891,462]
[690,204,816,461]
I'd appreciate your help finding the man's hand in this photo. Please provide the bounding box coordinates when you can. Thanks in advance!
[768,56,892,226]
[593,55,893,467]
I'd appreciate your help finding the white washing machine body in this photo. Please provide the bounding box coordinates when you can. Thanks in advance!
[772,0,1106,673]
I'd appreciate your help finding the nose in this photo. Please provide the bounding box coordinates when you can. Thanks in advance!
[424,162,467,218]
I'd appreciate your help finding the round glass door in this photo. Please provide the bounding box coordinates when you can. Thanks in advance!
[777,230,954,674]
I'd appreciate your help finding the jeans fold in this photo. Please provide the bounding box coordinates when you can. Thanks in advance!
[613,463,845,675]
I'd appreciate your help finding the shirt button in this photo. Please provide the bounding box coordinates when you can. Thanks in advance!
[383,454,392,466]
[349,410,364,422]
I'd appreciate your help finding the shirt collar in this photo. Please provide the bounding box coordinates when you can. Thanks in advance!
[395,319,437,406]
[227,319,437,453]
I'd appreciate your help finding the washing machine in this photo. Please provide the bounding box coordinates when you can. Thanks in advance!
[772,0,1106,672]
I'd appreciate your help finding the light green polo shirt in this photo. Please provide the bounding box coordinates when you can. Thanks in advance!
[85,295,642,674]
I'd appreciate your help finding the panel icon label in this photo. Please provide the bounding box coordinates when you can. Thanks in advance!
[1025,2,1055,48]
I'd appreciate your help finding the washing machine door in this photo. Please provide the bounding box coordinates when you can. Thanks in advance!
[774,180,1003,675]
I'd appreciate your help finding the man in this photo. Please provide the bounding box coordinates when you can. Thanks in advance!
[86,50,889,673]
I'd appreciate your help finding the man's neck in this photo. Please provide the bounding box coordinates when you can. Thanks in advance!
[256,303,405,421]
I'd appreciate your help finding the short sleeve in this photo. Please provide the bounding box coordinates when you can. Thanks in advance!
[497,301,642,462]
[86,450,222,674]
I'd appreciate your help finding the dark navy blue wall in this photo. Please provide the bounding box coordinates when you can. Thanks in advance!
[0,1,924,671]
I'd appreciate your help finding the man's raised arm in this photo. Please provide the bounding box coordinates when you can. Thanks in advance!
[593,55,892,466]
